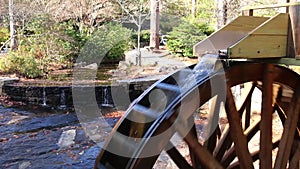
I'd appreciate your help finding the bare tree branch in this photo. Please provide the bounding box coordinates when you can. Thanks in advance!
[115,0,139,26]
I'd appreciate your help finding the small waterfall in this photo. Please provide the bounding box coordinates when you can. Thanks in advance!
[59,90,67,109]
[42,87,47,106]
[101,87,113,107]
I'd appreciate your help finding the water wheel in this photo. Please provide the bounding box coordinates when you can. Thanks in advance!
[94,62,300,169]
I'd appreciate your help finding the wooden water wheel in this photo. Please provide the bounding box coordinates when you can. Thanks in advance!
[94,62,300,169]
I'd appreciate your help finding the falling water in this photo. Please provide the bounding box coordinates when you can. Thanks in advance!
[192,54,219,75]
[101,87,113,107]
[181,54,219,91]
[42,87,47,106]
[59,90,67,109]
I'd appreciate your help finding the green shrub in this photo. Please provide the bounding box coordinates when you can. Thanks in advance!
[131,29,150,47]
[167,16,214,57]
[0,52,43,78]
[0,27,9,46]
[18,15,90,67]
[79,23,132,64]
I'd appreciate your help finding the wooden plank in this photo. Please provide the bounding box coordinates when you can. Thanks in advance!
[193,16,269,56]
[228,13,289,58]
[242,2,300,11]
[289,4,300,58]
[228,58,300,66]
[228,35,287,58]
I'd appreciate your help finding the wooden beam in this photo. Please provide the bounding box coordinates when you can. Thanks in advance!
[242,2,300,11]
[193,16,269,56]
[228,13,289,58]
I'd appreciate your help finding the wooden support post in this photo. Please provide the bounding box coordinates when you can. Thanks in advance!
[289,3,300,58]
[242,9,253,16]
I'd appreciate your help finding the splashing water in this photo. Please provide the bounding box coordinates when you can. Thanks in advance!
[193,54,219,76]
[180,54,219,91]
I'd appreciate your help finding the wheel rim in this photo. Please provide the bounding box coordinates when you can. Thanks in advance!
[95,63,300,169]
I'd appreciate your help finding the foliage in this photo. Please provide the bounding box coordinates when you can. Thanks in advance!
[20,15,78,60]
[244,0,283,17]
[162,0,191,16]
[160,14,181,35]
[0,52,43,78]
[167,16,214,57]
[0,15,86,78]
[132,29,150,47]
[78,23,132,64]
[196,0,217,23]
[163,0,216,21]
[0,27,9,46]
[63,20,90,58]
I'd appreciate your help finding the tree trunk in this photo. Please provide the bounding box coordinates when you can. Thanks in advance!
[137,19,142,66]
[216,0,227,28]
[9,0,17,50]
[191,0,197,17]
[150,0,160,49]
[136,2,143,67]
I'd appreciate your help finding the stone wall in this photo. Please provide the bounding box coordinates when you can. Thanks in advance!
[2,80,157,110]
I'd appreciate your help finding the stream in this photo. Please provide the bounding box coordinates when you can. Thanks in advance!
[0,105,120,169]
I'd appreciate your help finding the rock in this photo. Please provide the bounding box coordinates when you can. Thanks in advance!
[74,62,87,67]
[83,63,98,70]
[7,115,29,125]
[57,129,76,148]
[19,161,31,169]
[0,77,19,95]
[125,50,139,65]
[118,61,130,70]
[158,66,168,73]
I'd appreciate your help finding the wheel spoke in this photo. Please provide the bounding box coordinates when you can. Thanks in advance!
[215,83,256,163]
[228,139,280,169]
[274,86,300,169]
[274,104,286,125]
[189,122,201,168]
[244,120,260,142]
[225,86,254,169]
[166,142,193,169]
[214,125,232,161]
[221,119,260,167]
[174,120,223,169]
[259,64,274,169]
[204,96,222,153]
[220,145,236,167]
[237,82,256,114]
[245,100,251,129]
[289,141,300,169]
[237,82,256,128]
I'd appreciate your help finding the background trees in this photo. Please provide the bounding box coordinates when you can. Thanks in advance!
[116,0,151,66]
[0,0,287,78]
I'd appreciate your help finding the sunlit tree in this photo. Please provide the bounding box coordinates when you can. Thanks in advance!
[117,0,151,66]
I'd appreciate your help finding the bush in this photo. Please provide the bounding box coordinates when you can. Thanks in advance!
[0,52,43,78]
[131,29,150,47]
[78,23,132,64]
[13,15,85,75]
[21,15,78,62]
[167,16,214,57]
[0,27,9,46]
